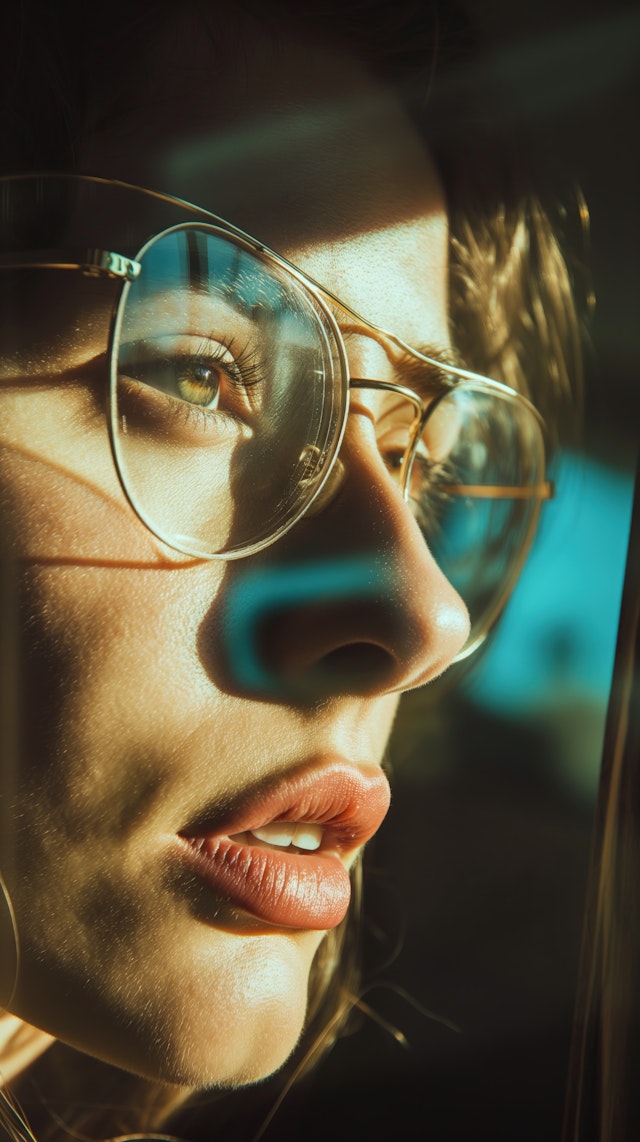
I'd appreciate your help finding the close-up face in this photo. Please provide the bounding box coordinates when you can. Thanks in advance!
[0,4,560,1114]
[0,11,473,1089]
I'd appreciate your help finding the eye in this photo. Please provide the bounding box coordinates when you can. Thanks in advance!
[379,445,404,474]
[376,426,412,482]
[118,335,258,413]
[170,360,221,408]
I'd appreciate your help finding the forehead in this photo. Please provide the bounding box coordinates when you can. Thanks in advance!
[79,7,448,343]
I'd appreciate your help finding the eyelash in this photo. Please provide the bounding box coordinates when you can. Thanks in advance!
[119,334,265,431]
[193,335,264,390]
[407,457,455,535]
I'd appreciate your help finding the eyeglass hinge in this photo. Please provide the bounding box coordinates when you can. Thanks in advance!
[83,249,142,281]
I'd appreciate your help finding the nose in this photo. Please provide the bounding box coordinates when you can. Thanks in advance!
[210,411,470,703]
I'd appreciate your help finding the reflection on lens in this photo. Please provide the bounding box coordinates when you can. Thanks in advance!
[111,224,346,557]
[110,224,546,647]
[408,381,546,651]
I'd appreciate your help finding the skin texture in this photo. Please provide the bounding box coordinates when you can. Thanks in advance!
[0,11,469,1089]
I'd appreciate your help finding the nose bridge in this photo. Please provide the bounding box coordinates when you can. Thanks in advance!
[338,315,426,442]
[202,308,473,703]
[303,374,422,523]
[345,374,425,500]
[348,376,424,429]
[348,375,423,413]
[204,299,472,704]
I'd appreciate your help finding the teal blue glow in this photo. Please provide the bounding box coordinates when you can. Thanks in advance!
[460,451,635,800]
[137,229,289,313]
[222,555,391,691]
[467,452,634,711]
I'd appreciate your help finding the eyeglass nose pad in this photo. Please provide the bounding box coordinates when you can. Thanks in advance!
[302,455,347,518]
[400,435,420,501]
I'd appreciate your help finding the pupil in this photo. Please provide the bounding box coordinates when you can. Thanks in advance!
[178,364,218,405]
[192,365,212,384]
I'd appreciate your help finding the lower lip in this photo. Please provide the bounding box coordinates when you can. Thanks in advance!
[178,836,351,930]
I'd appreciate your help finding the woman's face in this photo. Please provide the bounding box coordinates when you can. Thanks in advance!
[0,13,468,1087]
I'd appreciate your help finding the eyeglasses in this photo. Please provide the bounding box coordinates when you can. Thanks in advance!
[0,174,553,659]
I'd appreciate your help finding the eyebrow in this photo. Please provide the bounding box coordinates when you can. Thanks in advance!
[394,343,462,399]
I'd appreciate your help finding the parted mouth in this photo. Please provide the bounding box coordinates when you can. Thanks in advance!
[178,756,391,853]
[227,821,326,852]
[176,757,391,930]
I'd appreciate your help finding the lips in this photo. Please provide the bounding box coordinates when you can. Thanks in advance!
[177,759,391,930]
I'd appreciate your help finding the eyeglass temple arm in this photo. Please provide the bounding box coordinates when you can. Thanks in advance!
[445,482,555,500]
[0,249,141,281]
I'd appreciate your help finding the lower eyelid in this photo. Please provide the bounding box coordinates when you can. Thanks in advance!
[119,349,264,402]
[117,375,247,440]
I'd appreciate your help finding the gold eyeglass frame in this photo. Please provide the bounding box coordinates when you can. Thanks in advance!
[0,173,554,658]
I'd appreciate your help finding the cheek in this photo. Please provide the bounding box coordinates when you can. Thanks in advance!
[0,385,216,794]
[1,459,223,875]
[12,826,325,1086]
[10,562,210,794]
[3,554,325,1088]
[0,390,159,565]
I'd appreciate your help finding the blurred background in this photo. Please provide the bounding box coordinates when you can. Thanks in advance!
[187,2,639,1137]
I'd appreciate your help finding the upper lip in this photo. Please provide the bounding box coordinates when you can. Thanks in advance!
[178,755,391,854]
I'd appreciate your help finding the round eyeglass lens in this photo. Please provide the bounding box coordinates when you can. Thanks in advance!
[111,224,346,557]
[406,380,546,651]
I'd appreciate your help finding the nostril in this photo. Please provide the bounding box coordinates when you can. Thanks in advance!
[317,643,393,690]
[267,641,395,703]
[263,619,395,689]
[216,555,399,695]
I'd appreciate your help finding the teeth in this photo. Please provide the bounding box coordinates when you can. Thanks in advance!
[249,822,323,852]
[250,823,296,847]
[291,824,323,851]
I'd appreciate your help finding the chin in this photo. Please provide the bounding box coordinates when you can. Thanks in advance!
[15,927,325,1092]
[153,945,316,1090]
